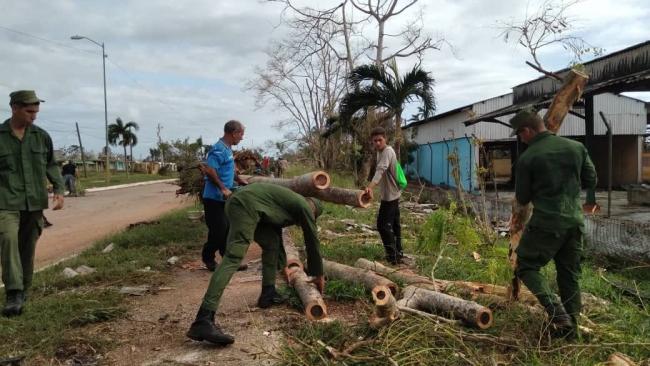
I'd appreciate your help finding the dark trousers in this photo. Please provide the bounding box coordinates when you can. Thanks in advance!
[202,198,228,264]
[376,199,402,261]
[515,225,583,322]
[0,210,43,291]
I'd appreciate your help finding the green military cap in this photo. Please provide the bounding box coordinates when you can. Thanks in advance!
[509,107,541,136]
[9,90,45,105]
[306,197,324,218]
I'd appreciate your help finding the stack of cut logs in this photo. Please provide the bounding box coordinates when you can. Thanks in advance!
[247,171,372,320]
[250,170,531,328]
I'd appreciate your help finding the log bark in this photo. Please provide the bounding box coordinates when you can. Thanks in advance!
[242,171,331,196]
[289,269,328,321]
[399,286,494,329]
[369,285,399,328]
[509,67,589,299]
[324,260,398,297]
[243,172,372,208]
[311,187,372,208]
[544,68,589,134]
[354,258,538,306]
[283,236,303,279]
[282,229,327,321]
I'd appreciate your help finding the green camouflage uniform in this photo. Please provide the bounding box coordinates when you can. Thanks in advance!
[0,119,64,291]
[201,183,322,311]
[514,131,597,326]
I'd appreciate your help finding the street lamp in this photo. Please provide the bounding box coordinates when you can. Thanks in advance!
[71,35,110,181]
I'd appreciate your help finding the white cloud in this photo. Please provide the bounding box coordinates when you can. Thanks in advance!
[0,0,647,158]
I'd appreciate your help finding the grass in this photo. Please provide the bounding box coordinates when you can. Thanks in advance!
[76,170,176,190]
[0,208,204,362]
[278,165,650,365]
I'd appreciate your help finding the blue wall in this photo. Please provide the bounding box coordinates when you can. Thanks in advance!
[406,137,476,191]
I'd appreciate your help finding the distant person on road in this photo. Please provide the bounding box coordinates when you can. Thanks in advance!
[61,160,77,196]
[510,108,597,340]
[364,127,403,265]
[0,90,65,317]
[199,120,248,272]
[186,183,324,346]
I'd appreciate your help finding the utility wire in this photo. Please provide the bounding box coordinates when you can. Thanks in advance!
[0,25,95,55]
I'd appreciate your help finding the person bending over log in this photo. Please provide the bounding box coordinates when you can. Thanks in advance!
[186,183,325,346]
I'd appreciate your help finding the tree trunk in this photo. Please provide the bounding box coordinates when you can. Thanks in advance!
[123,145,129,178]
[354,258,538,306]
[544,68,589,134]
[323,260,398,297]
[283,234,304,279]
[289,270,329,321]
[244,172,371,208]
[394,114,402,159]
[509,67,589,299]
[369,285,399,328]
[243,171,331,196]
[283,231,328,321]
[397,286,493,329]
[311,187,371,208]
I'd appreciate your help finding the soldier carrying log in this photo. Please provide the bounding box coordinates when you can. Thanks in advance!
[510,108,597,340]
[186,182,325,346]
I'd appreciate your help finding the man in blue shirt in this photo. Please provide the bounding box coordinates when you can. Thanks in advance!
[199,120,247,271]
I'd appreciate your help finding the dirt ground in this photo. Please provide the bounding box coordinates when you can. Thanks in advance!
[81,244,363,366]
[36,182,191,269]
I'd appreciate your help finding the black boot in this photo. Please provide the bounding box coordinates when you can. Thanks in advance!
[186,307,234,345]
[545,303,576,340]
[257,285,286,308]
[2,290,25,317]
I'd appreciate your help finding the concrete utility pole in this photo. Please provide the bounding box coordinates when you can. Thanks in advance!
[156,123,164,164]
[75,122,88,178]
[71,34,110,182]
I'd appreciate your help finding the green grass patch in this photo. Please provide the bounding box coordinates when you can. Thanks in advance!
[280,173,650,365]
[0,208,205,361]
[77,171,176,189]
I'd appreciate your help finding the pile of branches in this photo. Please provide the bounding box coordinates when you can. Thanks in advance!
[175,149,263,199]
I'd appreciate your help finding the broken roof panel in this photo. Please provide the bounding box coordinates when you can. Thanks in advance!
[513,41,650,104]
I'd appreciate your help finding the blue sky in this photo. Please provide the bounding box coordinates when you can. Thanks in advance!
[0,0,647,158]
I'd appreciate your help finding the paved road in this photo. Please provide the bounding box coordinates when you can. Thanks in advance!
[36,182,191,268]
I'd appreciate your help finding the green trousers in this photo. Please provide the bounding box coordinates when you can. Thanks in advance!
[515,225,583,320]
[0,210,43,291]
[201,201,286,311]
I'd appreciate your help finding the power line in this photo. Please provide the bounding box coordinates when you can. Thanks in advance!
[0,25,95,55]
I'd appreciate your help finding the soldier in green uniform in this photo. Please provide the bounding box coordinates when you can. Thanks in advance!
[0,90,65,317]
[511,108,597,339]
[186,183,324,345]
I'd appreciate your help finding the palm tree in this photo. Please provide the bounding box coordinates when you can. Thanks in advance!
[108,117,139,177]
[339,60,435,157]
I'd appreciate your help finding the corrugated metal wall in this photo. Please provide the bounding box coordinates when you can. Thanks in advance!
[406,137,477,190]
[407,93,646,144]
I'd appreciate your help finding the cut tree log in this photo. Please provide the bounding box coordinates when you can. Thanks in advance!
[324,260,398,297]
[283,237,303,279]
[399,286,494,329]
[288,269,328,321]
[508,67,589,299]
[242,171,331,196]
[354,258,538,306]
[311,187,372,208]
[369,285,399,328]
[544,68,590,134]
[282,231,327,321]
[243,172,372,208]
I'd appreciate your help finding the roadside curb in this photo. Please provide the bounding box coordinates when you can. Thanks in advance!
[85,179,178,193]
